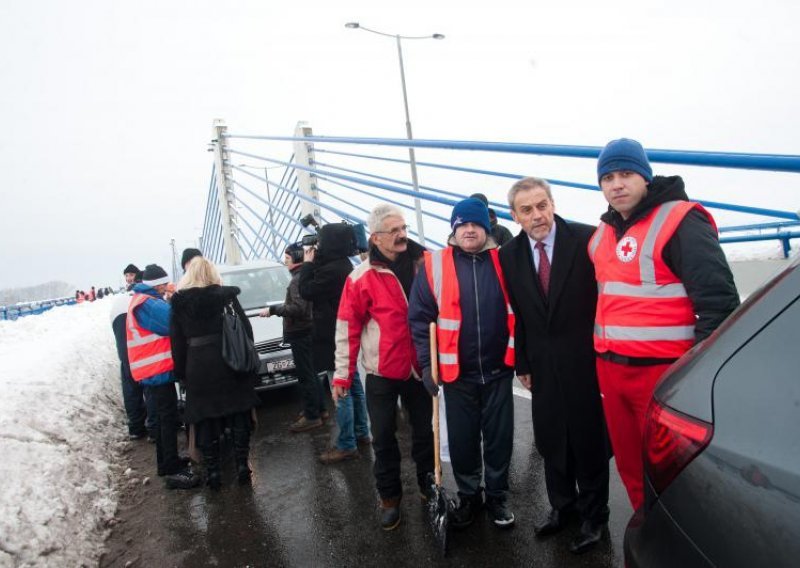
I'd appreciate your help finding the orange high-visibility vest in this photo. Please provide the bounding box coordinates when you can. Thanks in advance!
[424,247,515,382]
[589,200,716,359]
[126,293,174,382]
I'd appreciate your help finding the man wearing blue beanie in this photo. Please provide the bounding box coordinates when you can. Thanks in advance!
[408,197,517,529]
[450,197,493,235]
[597,138,653,185]
[589,138,740,512]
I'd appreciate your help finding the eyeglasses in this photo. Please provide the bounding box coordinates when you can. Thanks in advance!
[373,224,409,236]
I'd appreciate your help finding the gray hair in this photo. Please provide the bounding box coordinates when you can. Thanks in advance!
[507,177,553,209]
[367,203,405,233]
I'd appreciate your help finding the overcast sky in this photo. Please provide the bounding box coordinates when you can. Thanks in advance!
[1,0,798,290]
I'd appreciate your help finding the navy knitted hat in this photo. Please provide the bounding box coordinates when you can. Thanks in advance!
[597,138,653,183]
[123,263,139,275]
[451,198,491,234]
[469,192,489,206]
[180,248,203,271]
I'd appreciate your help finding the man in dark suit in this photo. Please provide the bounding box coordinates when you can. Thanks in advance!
[498,177,610,554]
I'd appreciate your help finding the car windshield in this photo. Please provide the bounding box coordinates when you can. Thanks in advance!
[221,266,291,310]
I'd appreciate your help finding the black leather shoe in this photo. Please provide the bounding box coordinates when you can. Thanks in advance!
[569,520,605,554]
[380,497,401,531]
[451,494,482,530]
[534,509,566,537]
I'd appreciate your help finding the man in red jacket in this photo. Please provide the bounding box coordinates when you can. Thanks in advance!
[332,204,432,531]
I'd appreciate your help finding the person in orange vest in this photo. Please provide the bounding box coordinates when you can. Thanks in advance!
[128,264,199,490]
[409,197,517,530]
[590,138,740,511]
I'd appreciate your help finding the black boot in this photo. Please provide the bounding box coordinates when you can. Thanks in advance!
[232,414,252,485]
[202,439,222,491]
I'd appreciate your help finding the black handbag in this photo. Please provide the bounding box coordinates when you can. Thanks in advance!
[221,301,260,374]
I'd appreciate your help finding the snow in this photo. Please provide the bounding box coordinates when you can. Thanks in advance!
[722,241,790,262]
[0,299,123,568]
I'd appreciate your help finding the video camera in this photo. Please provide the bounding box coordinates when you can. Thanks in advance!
[300,214,320,247]
[298,213,368,256]
[301,233,319,247]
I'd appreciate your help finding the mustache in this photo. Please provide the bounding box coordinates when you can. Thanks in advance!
[394,237,408,245]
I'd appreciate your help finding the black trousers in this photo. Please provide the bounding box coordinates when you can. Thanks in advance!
[365,374,433,500]
[443,376,514,501]
[151,382,180,475]
[287,334,325,420]
[544,437,610,524]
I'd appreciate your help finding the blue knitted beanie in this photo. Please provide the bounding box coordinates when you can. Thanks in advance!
[451,198,491,234]
[597,138,653,183]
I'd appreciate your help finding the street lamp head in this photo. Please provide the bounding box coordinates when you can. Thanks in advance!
[432,33,445,40]
[345,22,360,29]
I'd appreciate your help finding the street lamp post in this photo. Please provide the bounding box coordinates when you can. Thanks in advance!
[169,238,178,282]
[345,22,444,246]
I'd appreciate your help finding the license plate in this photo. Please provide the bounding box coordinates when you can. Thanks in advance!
[267,358,295,373]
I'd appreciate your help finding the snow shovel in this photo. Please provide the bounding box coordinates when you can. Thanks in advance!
[427,322,452,557]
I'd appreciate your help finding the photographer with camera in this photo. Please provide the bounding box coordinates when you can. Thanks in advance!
[260,242,327,432]
[299,221,370,464]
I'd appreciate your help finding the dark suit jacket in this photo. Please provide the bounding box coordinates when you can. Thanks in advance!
[499,215,609,473]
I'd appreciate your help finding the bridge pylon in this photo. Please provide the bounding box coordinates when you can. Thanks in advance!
[294,122,320,223]
[211,119,242,265]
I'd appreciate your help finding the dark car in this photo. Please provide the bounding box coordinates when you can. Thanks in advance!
[624,254,800,567]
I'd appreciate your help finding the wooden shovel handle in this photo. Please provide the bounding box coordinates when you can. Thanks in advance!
[430,322,442,487]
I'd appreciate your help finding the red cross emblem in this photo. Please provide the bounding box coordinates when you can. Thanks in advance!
[616,236,638,263]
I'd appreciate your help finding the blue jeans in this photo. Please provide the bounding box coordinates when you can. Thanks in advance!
[326,370,369,451]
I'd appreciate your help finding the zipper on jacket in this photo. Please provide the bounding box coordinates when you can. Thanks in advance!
[472,255,485,384]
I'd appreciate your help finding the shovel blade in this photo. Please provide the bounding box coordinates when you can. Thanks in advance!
[427,484,450,557]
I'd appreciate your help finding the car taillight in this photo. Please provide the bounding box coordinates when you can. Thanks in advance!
[643,399,713,495]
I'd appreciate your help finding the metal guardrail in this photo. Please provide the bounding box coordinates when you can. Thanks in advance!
[226,135,800,174]
[202,127,800,262]
[0,296,78,321]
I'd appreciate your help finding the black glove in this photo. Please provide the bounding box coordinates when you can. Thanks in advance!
[422,367,439,397]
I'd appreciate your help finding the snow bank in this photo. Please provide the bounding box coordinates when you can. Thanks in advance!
[722,240,789,262]
[0,300,123,567]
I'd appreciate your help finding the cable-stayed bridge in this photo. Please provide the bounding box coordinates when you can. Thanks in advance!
[200,119,800,268]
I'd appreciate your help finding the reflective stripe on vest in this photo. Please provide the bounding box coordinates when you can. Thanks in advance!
[594,323,696,342]
[598,281,688,298]
[590,201,715,358]
[424,247,515,382]
[126,293,174,382]
[129,350,173,370]
[588,222,606,259]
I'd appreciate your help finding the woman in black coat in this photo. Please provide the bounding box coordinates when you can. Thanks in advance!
[170,258,260,488]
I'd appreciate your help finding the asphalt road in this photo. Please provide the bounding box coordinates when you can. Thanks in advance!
[108,384,631,568]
